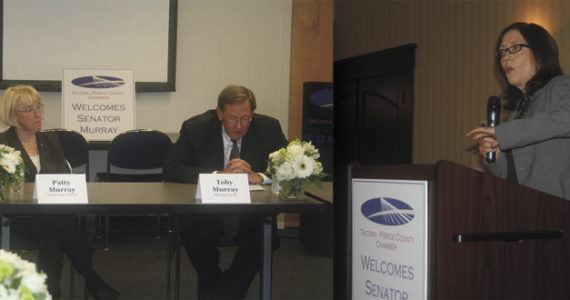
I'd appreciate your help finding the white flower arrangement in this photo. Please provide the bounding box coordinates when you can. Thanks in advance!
[266,139,326,199]
[0,249,51,300]
[0,144,25,200]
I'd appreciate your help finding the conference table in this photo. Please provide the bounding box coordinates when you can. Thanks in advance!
[305,181,332,203]
[0,182,325,300]
[301,182,333,256]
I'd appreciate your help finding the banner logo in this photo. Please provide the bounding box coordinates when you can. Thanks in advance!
[309,88,333,110]
[361,197,415,226]
[71,75,125,89]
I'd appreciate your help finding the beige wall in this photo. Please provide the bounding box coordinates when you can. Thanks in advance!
[288,0,333,141]
[2,0,293,137]
[335,0,570,170]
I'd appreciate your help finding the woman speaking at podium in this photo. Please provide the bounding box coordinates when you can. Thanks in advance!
[0,85,119,299]
[467,22,570,200]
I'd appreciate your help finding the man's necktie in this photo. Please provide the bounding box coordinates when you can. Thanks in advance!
[229,139,240,160]
[223,139,240,244]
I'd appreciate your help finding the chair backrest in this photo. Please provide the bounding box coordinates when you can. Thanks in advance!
[106,129,172,182]
[42,128,89,175]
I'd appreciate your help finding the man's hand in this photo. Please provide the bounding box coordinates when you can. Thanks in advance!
[247,172,263,184]
[221,158,263,184]
[222,158,252,174]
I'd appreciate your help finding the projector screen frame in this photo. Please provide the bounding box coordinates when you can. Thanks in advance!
[0,0,178,93]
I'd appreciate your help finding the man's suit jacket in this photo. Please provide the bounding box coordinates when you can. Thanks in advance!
[164,110,287,184]
[0,127,67,182]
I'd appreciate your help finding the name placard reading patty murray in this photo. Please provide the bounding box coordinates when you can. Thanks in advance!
[35,174,88,204]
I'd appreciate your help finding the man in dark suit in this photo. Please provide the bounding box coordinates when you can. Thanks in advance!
[164,84,288,299]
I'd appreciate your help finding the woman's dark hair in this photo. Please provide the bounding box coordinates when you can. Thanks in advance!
[495,22,563,105]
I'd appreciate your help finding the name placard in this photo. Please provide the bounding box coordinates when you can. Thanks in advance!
[196,174,250,204]
[34,174,88,204]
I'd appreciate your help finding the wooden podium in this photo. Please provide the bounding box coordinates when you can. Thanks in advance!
[348,161,570,299]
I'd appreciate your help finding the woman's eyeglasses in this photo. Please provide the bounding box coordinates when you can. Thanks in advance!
[496,43,529,58]
[18,104,44,114]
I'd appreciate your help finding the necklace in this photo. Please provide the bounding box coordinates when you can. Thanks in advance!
[21,139,35,146]
[15,129,37,147]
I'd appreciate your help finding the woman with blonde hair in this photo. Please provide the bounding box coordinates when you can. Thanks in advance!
[0,85,119,299]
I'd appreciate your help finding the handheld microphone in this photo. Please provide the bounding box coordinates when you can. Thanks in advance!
[486,96,501,163]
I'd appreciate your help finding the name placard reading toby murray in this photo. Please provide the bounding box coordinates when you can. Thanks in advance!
[196,173,250,204]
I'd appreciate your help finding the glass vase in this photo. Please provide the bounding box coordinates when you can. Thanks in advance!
[0,181,23,201]
[294,184,305,201]
[271,175,280,194]
[279,180,305,201]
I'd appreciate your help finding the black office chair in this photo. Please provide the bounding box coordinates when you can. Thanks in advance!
[96,129,173,248]
[42,128,90,176]
[43,127,97,247]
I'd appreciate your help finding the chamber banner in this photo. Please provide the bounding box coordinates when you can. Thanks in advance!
[62,68,135,141]
[352,178,428,300]
[302,82,332,179]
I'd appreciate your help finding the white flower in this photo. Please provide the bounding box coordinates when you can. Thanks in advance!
[0,249,24,267]
[0,151,19,174]
[302,141,316,154]
[266,139,325,197]
[276,163,294,181]
[313,161,323,175]
[0,285,18,300]
[0,163,15,174]
[0,145,14,152]
[20,270,48,294]
[293,155,314,178]
[286,144,304,158]
[0,145,24,184]
[268,150,279,159]
[0,250,51,300]
[4,150,20,164]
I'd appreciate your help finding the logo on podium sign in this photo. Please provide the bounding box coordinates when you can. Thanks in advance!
[361,197,415,226]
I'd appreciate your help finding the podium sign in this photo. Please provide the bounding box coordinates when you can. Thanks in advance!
[62,68,135,141]
[352,179,428,300]
[345,162,570,299]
